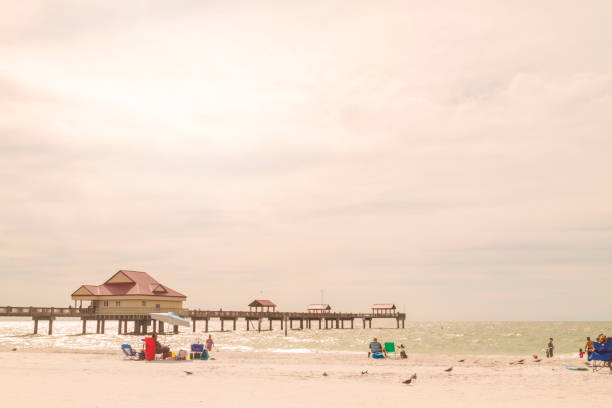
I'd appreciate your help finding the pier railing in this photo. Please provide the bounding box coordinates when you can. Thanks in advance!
[1,306,404,320]
[188,310,404,319]
[0,306,189,318]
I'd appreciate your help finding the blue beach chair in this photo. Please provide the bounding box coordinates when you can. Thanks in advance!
[191,343,204,360]
[121,344,137,359]
[588,342,612,372]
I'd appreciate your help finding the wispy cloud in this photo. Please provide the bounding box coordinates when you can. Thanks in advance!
[0,0,611,319]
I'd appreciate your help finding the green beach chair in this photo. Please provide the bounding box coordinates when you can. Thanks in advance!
[384,342,397,359]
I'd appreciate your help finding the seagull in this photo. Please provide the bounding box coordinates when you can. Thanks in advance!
[458,359,465,362]
[444,367,453,372]
[361,370,368,375]
[11,348,17,351]
[402,378,412,385]
[322,372,328,376]
[184,371,193,375]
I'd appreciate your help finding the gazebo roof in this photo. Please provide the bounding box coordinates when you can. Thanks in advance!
[249,299,276,307]
[307,304,331,310]
[372,303,396,309]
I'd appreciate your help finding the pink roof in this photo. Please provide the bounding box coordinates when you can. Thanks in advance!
[249,299,276,307]
[73,270,186,298]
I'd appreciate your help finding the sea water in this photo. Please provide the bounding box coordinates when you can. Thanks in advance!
[0,318,610,356]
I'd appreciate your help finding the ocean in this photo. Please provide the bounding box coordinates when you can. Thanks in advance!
[1,318,610,356]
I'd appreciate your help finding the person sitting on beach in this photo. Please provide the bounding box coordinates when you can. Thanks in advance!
[369,338,386,358]
[399,344,408,359]
[152,333,171,359]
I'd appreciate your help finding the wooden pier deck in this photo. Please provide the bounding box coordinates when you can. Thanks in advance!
[0,306,406,335]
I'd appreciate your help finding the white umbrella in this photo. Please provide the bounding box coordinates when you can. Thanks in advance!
[150,312,190,327]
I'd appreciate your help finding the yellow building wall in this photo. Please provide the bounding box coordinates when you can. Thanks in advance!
[83,296,186,315]
[94,298,183,308]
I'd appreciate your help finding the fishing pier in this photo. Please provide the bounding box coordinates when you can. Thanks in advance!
[0,306,406,335]
[0,270,406,335]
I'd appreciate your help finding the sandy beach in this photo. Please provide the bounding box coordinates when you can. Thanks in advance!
[2,350,610,408]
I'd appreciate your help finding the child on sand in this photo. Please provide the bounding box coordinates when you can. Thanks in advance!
[579,348,585,358]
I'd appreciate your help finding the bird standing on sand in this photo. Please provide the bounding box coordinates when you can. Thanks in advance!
[458,359,465,362]
[361,370,368,375]
[322,372,328,376]
[444,367,453,372]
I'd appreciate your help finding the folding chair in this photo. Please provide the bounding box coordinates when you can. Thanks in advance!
[589,342,612,373]
[384,342,397,359]
[121,344,137,359]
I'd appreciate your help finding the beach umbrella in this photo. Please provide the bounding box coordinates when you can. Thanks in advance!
[150,312,190,327]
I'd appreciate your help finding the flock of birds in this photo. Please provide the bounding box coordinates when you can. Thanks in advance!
[184,366,454,384]
[180,356,552,384]
[184,365,459,385]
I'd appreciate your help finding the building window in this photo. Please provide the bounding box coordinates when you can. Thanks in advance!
[103,300,108,307]
[156,304,160,309]
[141,301,146,307]
[115,301,120,307]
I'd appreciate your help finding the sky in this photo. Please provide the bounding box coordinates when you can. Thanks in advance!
[0,0,611,320]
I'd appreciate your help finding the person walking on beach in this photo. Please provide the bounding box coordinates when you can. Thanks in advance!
[546,338,554,358]
[206,335,214,352]
[585,337,594,358]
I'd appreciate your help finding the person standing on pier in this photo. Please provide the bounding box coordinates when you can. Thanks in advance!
[206,335,214,352]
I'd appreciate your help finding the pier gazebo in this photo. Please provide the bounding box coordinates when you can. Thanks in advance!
[307,304,332,313]
[249,299,276,313]
[372,304,397,315]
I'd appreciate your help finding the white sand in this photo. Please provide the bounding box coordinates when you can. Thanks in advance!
[1,351,610,407]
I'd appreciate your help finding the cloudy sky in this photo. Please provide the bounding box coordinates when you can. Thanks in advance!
[1,1,610,320]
